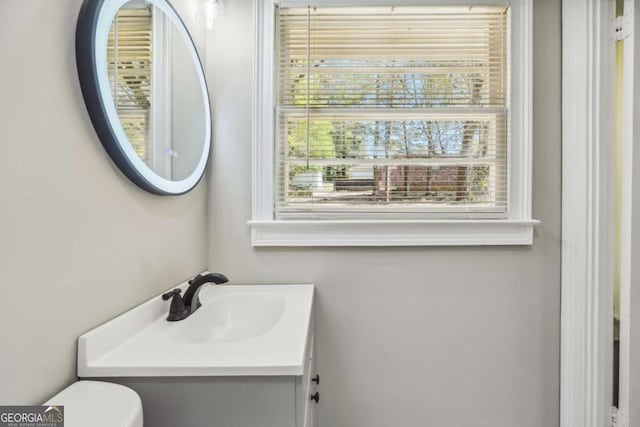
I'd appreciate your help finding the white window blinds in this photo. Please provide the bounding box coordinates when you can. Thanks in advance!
[108,7,153,163]
[276,6,509,219]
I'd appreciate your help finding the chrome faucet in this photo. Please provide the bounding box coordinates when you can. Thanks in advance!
[162,273,229,321]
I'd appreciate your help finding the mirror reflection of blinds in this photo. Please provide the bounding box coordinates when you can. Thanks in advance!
[108,8,153,163]
[276,6,509,219]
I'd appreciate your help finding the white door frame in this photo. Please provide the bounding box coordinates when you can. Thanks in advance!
[561,0,616,426]
[619,1,638,424]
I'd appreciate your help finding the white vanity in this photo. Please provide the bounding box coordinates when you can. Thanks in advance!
[78,280,317,427]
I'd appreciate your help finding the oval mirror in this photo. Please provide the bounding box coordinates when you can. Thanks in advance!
[76,0,211,195]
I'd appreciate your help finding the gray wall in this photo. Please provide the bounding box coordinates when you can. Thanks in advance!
[0,0,208,404]
[206,1,561,427]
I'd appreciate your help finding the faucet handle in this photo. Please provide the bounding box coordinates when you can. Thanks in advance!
[162,289,189,322]
[162,289,182,301]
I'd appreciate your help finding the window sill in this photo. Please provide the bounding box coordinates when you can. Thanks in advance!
[247,219,540,247]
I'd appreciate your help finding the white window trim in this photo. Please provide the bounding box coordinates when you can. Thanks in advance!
[249,0,538,247]
[150,9,173,178]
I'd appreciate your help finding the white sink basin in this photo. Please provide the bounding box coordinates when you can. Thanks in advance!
[174,293,286,343]
[77,278,314,377]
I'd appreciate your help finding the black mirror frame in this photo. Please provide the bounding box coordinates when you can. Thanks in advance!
[75,0,211,196]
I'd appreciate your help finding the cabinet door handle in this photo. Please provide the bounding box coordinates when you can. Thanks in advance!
[310,392,320,403]
[312,374,320,385]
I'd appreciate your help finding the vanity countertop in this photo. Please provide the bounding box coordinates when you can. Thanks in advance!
[77,279,314,377]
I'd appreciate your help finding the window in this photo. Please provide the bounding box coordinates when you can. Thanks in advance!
[108,7,153,162]
[251,0,537,246]
[108,2,176,180]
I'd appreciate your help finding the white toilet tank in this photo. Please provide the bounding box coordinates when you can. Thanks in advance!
[44,381,143,427]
